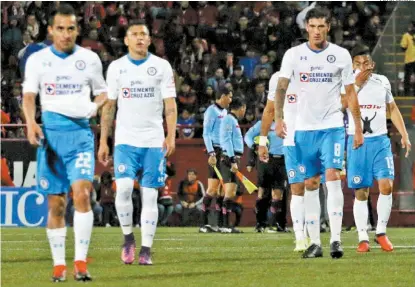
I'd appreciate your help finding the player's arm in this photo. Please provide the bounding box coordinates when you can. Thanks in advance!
[202,107,215,154]
[343,51,364,149]
[162,62,178,157]
[244,122,260,170]
[220,117,235,160]
[98,62,118,164]
[386,94,411,158]
[22,55,43,145]
[90,54,108,116]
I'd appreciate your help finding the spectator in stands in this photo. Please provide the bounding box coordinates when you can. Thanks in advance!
[81,29,106,54]
[177,80,197,114]
[363,15,382,50]
[1,151,14,187]
[229,65,250,94]
[2,16,23,57]
[254,54,273,79]
[158,161,176,226]
[200,52,218,80]
[239,47,260,79]
[207,68,226,93]
[25,14,39,40]
[177,109,196,139]
[401,21,415,96]
[175,169,205,226]
[100,171,117,227]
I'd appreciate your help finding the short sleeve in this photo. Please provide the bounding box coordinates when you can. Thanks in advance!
[22,55,40,94]
[340,85,346,95]
[161,61,176,99]
[279,48,294,80]
[267,73,279,101]
[341,50,354,86]
[381,75,394,103]
[90,54,107,96]
[106,61,119,100]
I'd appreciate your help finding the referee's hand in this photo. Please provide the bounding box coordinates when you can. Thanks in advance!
[258,146,269,163]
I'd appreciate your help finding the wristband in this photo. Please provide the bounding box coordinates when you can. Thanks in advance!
[209,152,216,157]
[258,136,268,147]
[230,156,237,163]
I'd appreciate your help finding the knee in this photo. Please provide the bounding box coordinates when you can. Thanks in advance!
[257,188,265,199]
[272,189,282,200]
[379,179,393,195]
[305,176,320,191]
[141,187,158,210]
[115,178,134,202]
[175,204,183,214]
[291,183,305,196]
[158,204,165,213]
[355,188,369,201]
[326,168,340,181]
[49,197,66,218]
[72,182,92,205]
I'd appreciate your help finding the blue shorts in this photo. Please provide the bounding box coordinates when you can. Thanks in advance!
[295,127,345,179]
[347,135,394,189]
[283,146,305,184]
[114,145,165,188]
[37,128,95,194]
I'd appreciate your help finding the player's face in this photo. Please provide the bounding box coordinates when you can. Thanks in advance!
[48,14,78,53]
[237,105,247,119]
[353,55,375,72]
[306,18,330,46]
[125,25,151,56]
[223,92,233,108]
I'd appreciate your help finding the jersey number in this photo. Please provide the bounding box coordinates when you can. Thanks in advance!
[385,157,394,170]
[334,143,341,157]
[75,152,92,169]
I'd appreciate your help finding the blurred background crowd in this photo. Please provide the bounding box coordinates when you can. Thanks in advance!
[2,1,406,140]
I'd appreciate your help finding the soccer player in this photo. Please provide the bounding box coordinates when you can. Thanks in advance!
[219,97,246,233]
[22,4,107,282]
[200,87,233,233]
[274,7,364,259]
[98,21,177,265]
[343,49,411,252]
[245,121,288,233]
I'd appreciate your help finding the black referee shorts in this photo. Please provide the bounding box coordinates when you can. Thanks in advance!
[220,156,240,184]
[208,147,223,179]
[257,155,287,190]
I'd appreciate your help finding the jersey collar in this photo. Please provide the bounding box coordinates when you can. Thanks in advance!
[50,45,78,59]
[306,42,330,54]
[127,53,151,66]
[230,112,238,120]
[214,103,224,110]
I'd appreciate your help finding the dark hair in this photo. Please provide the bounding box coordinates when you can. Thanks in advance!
[187,168,197,175]
[351,47,371,59]
[127,20,150,35]
[50,4,76,25]
[305,7,331,24]
[216,86,231,100]
[229,97,246,110]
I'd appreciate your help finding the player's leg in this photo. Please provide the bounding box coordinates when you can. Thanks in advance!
[256,160,271,232]
[200,173,221,232]
[64,129,97,280]
[373,136,395,251]
[270,157,289,233]
[220,156,239,233]
[295,130,323,258]
[321,127,346,259]
[347,135,373,252]
[216,188,225,231]
[233,203,243,228]
[113,144,141,264]
[139,148,166,265]
[37,133,71,282]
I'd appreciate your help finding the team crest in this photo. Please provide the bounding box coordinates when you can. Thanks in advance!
[300,73,309,82]
[147,67,157,76]
[45,83,56,95]
[39,177,49,190]
[75,60,86,70]
[288,169,296,178]
[122,88,130,98]
[299,165,305,174]
[287,94,297,103]
[353,176,362,184]
[118,164,126,173]
[327,55,336,63]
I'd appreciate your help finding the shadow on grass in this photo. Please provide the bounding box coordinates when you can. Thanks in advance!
[106,269,235,281]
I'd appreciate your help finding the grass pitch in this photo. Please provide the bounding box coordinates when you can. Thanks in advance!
[1,227,415,287]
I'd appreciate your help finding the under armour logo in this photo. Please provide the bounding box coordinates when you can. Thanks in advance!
[300,56,307,60]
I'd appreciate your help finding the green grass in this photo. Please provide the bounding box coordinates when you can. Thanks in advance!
[2,228,415,287]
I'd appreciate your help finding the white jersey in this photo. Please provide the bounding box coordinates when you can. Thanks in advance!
[345,73,393,137]
[23,45,107,119]
[267,72,298,146]
[279,42,354,131]
[107,53,176,148]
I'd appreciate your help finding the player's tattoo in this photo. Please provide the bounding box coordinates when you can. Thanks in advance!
[260,100,274,136]
[100,100,116,142]
[164,98,177,138]
[345,85,363,132]
[165,107,176,117]
[274,77,289,120]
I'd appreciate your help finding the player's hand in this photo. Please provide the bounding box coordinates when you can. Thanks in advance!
[163,135,176,157]
[247,166,253,173]
[98,142,110,166]
[258,145,269,163]
[189,203,195,209]
[275,118,287,139]
[401,135,412,158]
[27,122,44,146]
[231,163,238,173]
[208,155,217,166]
[353,130,364,149]
[181,201,188,208]
[355,69,373,88]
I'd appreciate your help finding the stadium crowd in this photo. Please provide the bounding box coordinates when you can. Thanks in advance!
[2,1,390,139]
